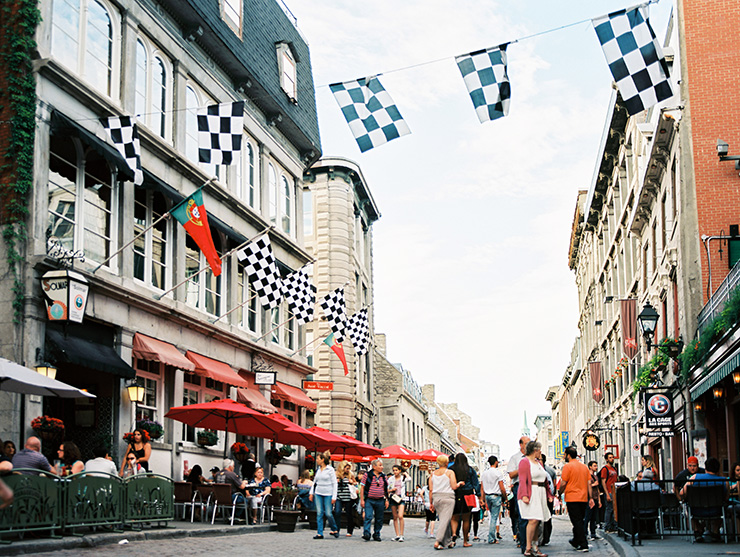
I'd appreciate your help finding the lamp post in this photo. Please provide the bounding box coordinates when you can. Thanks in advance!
[637,302,660,351]
[372,436,381,449]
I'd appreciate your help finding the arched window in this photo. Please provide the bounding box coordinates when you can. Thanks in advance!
[135,36,171,139]
[268,163,278,225]
[185,233,224,317]
[247,143,258,209]
[185,84,219,178]
[51,0,120,98]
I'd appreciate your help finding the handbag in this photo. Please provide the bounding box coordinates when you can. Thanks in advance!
[349,483,358,500]
[464,494,477,508]
[391,494,403,504]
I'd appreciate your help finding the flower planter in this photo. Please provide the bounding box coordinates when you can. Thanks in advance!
[272,509,300,532]
[234,453,249,463]
[35,430,60,441]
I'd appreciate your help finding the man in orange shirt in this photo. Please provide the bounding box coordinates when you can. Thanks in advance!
[559,446,593,552]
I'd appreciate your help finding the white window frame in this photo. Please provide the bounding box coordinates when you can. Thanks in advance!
[184,83,222,180]
[134,35,173,141]
[50,0,121,99]
[276,43,297,102]
[221,0,242,36]
[302,186,313,241]
[237,263,262,335]
[185,234,226,317]
[268,163,278,225]
[235,137,259,210]
[281,174,294,236]
[133,188,172,292]
[181,374,227,446]
[133,359,163,423]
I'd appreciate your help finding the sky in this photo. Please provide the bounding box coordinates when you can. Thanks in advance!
[286,0,673,457]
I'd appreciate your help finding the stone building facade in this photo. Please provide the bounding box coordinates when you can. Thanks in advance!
[302,157,379,440]
[0,0,321,480]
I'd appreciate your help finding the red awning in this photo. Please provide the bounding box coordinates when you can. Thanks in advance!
[132,333,195,371]
[185,351,249,388]
[236,388,278,414]
[271,382,316,412]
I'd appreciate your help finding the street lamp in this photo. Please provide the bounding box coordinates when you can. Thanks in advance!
[126,378,145,404]
[637,302,660,351]
[36,364,57,380]
[372,436,381,449]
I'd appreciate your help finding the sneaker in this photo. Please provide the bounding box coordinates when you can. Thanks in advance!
[577,547,589,552]
[313,535,324,539]
[391,536,399,541]
[590,534,602,540]
[398,537,404,542]
[362,534,371,541]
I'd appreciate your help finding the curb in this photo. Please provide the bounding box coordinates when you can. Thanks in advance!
[0,522,310,556]
[604,532,641,557]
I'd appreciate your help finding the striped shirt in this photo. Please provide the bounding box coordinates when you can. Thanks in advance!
[337,477,353,502]
[361,471,387,499]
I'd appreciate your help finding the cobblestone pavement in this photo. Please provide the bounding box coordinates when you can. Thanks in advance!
[20,515,618,557]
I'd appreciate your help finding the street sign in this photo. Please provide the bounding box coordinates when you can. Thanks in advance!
[302,381,333,391]
[583,432,601,451]
[632,443,640,454]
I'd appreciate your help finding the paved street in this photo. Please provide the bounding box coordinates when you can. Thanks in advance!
[16,515,617,557]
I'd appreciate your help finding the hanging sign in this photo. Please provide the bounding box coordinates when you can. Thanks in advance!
[583,432,601,452]
[40,270,89,323]
[644,389,674,429]
[302,381,334,390]
[255,371,277,385]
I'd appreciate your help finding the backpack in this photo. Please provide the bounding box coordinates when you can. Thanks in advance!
[363,470,388,498]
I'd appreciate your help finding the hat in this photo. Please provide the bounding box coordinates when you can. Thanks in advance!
[687,456,699,465]
[210,466,219,473]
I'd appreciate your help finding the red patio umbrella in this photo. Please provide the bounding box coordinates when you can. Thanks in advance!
[307,426,359,452]
[165,398,288,456]
[416,448,445,461]
[332,435,383,460]
[269,413,325,448]
[378,445,421,460]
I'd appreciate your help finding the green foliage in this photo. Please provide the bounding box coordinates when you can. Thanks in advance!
[632,349,669,399]
[1,0,40,322]
[196,429,219,446]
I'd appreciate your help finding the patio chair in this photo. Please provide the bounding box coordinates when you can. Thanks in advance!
[660,492,687,534]
[630,488,663,545]
[209,483,248,526]
[174,482,193,520]
[685,484,728,543]
[193,485,214,523]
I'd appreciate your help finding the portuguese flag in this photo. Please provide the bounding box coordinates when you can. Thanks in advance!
[171,188,222,276]
[323,333,348,376]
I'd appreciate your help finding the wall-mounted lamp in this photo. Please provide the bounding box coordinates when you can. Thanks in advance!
[372,436,381,449]
[637,302,660,351]
[36,364,57,380]
[717,139,740,173]
[713,386,725,401]
[595,320,604,326]
[126,379,145,404]
[733,370,740,388]
[693,400,704,413]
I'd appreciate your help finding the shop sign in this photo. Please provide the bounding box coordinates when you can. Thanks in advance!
[583,432,601,451]
[255,371,276,385]
[40,270,89,323]
[644,389,674,429]
[302,381,334,390]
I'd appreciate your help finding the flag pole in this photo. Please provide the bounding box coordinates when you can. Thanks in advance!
[92,178,215,275]
[289,334,324,358]
[253,308,299,343]
[153,224,273,301]
[209,290,258,324]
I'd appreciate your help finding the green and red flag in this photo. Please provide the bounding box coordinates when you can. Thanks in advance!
[171,188,222,276]
[323,333,348,376]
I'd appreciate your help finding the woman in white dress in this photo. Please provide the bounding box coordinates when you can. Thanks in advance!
[517,441,551,557]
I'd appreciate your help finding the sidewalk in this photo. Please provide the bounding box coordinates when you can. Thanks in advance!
[605,529,740,557]
[0,519,310,556]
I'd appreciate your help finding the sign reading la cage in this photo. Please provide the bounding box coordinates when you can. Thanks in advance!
[644,389,674,429]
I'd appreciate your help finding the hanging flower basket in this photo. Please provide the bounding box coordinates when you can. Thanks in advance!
[31,416,64,440]
[232,442,250,462]
[278,444,294,457]
[304,455,315,469]
[266,448,282,466]
[197,430,219,447]
[136,419,164,441]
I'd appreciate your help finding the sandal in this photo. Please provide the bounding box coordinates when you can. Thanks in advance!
[463,542,473,547]
[532,550,548,557]
[434,542,442,550]
[448,541,456,548]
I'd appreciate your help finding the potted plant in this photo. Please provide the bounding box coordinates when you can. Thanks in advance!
[304,454,315,470]
[272,508,300,532]
[197,429,219,447]
[659,337,684,359]
[31,415,64,440]
[231,442,250,462]
[123,429,151,444]
[136,419,164,441]
[266,447,282,466]
[278,444,294,458]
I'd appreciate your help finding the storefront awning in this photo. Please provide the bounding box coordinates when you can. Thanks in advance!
[236,388,278,414]
[46,329,136,379]
[185,351,250,388]
[132,333,195,371]
[271,382,316,412]
[691,344,740,400]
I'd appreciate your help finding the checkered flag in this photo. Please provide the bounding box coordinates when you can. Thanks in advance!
[100,116,143,185]
[320,287,347,342]
[280,265,316,325]
[197,101,245,165]
[346,308,370,355]
[236,233,282,309]
[329,76,410,153]
[593,6,673,115]
[456,45,510,123]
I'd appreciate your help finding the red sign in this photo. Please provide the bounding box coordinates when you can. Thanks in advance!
[302,381,334,391]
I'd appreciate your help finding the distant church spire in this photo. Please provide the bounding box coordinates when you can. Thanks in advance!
[522,411,530,437]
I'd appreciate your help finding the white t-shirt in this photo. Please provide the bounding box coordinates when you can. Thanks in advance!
[84,457,118,476]
[507,451,525,484]
[481,466,505,495]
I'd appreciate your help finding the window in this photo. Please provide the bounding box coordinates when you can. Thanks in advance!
[185,84,220,179]
[235,139,259,209]
[276,43,297,102]
[182,374,226,444]
[134,359,161,422]
[185,234,224,316]
[268,164,278,225]
[268,302,295,349]
[135,36,172,140]
[303,187,313,239]
[51,0,119,97]
[281,175,293,235]
[222,0,242,34]
[283,303,295,350]
[237,263,261,334]
[47,136,118,267]
[133,188,170,290]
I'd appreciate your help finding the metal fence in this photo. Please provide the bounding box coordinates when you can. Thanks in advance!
[698,259,740,334]
[0,470,174,542]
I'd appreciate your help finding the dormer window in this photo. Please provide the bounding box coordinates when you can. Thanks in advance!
[222,0,242,36]
[277,43,297,103]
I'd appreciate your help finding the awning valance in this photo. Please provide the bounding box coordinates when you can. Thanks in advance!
[132,333,195,371]
[271,382,316,412]
[236,388,278,414]
[185,351,249,388]
[46,329,136,379]
[691,344,740,400]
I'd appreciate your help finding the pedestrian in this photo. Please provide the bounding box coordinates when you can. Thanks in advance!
[540,454,556,547]
[517,440,551,557]
[422,480,436,538]
[640,454,658,479]
[471,497,481,540]
[450,452,480,548]
[359,458,389,541]
[388,464,407,541]
[559,446,592,553]
[334,460,356,537]
[584,460,602,540]
[12,436,52,476]
[599,451,619,533]
[429,453,461,550]
[309,450,338,539]
[296,469,315,514]
[507,435,530,547]
[480,455,507,544]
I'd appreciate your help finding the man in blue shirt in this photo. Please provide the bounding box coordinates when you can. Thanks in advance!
[680,457,726,543]
[11,437,52,475]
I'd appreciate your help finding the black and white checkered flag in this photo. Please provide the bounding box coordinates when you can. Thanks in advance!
[593,6,672,116]
[280,265,316,325]
[197,101,245,165]
[456,45,510,123]
[236,233,282,309]
[346,308,370,355]
[320,287,347,343]
[100,116,143,185]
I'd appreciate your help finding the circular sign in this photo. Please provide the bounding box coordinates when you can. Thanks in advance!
[583,433,601,451]
[400,459,411,469]
[632,443,641,454]
[648,393,671,416]
[49,301,66,320]
[74,294,84,309]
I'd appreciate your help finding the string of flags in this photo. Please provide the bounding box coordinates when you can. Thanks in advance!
[329,1,671,152]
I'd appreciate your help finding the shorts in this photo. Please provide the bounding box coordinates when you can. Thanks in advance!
[389,497,404,507]
[425,508,436,521]
[453,492,473,515]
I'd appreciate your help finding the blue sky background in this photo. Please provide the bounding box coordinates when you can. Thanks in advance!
[287,0,673,456]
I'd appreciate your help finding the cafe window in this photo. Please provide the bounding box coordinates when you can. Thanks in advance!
[134,358,161,422]
[181,374,226,444]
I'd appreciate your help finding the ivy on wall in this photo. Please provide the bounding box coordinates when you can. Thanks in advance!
[0,1,40,322]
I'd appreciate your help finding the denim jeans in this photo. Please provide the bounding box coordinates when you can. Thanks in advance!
[363,498,385,539]
[510,483,520,539]
[604,498,617,531]
[485,494,503,543]
[334,499,355,534]
[315,494,337,536]
[584,504,599,536]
